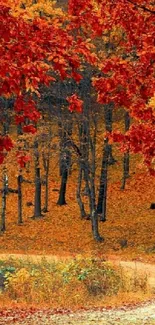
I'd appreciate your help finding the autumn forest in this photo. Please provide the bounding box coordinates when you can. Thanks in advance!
[0,0,155,323]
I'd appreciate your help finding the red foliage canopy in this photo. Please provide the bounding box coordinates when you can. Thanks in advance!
[0,3,97,165]
[69,0,155,171]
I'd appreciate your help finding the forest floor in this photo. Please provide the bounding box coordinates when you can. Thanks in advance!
[0,167,155,264]
[0,133,155,323]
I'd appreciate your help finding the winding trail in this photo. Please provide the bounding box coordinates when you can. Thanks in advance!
[0,253,155,324]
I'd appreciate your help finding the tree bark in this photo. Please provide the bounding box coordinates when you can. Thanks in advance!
[42,152,50,213]
[91,209,104,242]
[1,171,8,232]
[17,175,23,224]
[57,120,71,206]
[34,167,42,217]
[121,111,130,190]
[104,103,116,165]
[97,140,109,221]
[76,167,87,218]
[33,139,42,218]
[57,169,68,205]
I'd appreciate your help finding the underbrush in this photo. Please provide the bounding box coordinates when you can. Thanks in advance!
[0,257,151,309]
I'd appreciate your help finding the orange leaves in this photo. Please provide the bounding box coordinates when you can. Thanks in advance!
[67,94,83,113]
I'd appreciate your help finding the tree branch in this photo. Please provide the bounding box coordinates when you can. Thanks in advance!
[126,0,155,14]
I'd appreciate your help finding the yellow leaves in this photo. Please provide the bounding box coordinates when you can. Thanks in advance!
[5,0,65,23]
[25,80,36,93]
[5,268,30,291]
[13,268,30,282]
[148,96,155,109]
[91,0,102,14]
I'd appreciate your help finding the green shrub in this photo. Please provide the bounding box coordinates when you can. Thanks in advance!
[0,257,149,306]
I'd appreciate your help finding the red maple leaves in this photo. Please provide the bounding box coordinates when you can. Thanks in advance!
[0,0,155,173]
[0,136,14,164]
[70,0,155,172]
[67,94,83,113]
[0,2,95,165]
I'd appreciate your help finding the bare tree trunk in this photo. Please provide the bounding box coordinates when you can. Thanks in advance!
[57,169,68,205]
[17,175,23,224]
[33,140,42,218]
[91,209,103,242]
[57,120,72,206]
[1,170,8,232]
[76,167,87,218]
[121,111,130,190]
[42,157,49,213]
[97,140,109,221]
[34,167,42,217]
[104,103,116,165]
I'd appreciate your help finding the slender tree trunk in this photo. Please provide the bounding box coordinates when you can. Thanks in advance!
[57,169,68,205]
[33,139,42,218]
[42,153,50,213]
[1,171,8,232]
[17,175,23,224]
[81,120,90,195]
[1,109,9,232]
[43,169,49,213]
[104,103,116,165]
[97,140,109,221]
[90,178,103,241]
[121,111,130,190]
[57,121,71,206]
[91,209,103,242]
[34,167,42,217]
[76,167,87,218]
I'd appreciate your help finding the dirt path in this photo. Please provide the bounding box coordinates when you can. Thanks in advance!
[0,302,155,324]
[36,302,155,325]
[0,253,155,324]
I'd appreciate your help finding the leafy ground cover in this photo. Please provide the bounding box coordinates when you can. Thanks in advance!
[0,304,155,325]
[0,124,155,317]
[0,142,154,321]
[0,150,154,263]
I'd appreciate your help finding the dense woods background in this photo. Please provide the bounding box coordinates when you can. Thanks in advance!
[0,0,155,254]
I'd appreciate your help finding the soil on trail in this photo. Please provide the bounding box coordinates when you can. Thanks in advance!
[28,302,155,325]
[0,301,155,325]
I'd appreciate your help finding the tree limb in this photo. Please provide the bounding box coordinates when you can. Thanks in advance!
[126,0,155,14]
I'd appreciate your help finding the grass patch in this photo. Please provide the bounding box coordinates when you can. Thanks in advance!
[0,257,152,309]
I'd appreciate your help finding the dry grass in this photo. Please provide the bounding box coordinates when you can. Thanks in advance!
[0,257,153,310]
